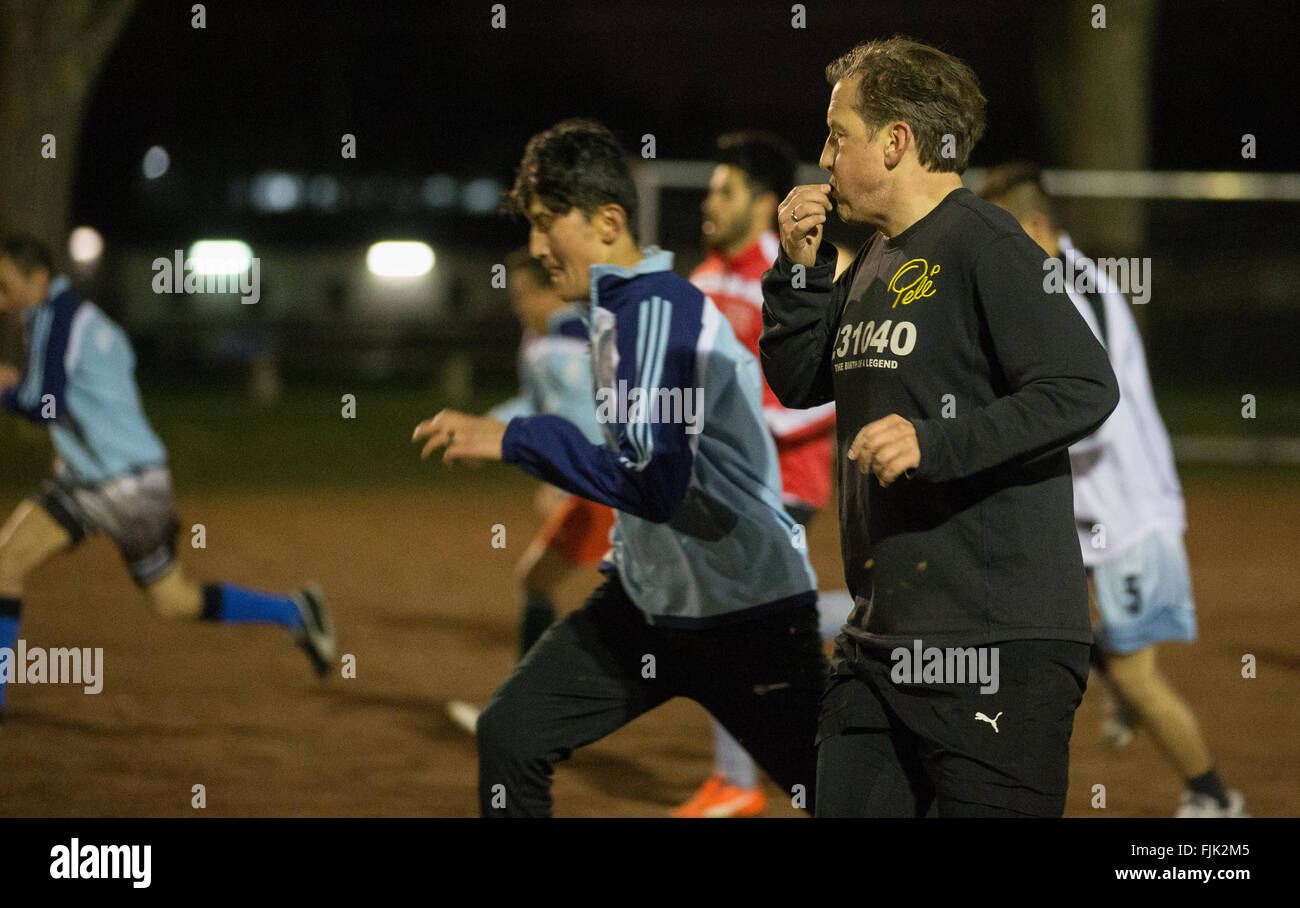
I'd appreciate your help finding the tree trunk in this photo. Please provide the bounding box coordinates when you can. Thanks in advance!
[0,0,137,255]
[1037,0,1158,255]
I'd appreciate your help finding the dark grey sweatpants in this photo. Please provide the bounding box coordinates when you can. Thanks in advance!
[476,573,827,817]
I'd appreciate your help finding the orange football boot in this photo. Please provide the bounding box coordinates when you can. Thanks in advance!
[670,773,767,818]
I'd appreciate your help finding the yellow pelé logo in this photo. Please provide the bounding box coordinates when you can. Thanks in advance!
[888,258,940,309]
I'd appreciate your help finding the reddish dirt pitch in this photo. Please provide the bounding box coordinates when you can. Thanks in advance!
[1,471,1296,817]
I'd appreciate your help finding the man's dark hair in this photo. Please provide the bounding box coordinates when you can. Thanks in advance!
[715,130,798,200]
[0,234,55,276]
[505,118,638,238]
[505,247,553,289]
[975,161,1057,226]
[825,36,987,174]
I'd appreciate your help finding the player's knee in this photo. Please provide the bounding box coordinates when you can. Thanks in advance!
[476,699,535,764]
[146,583,198,621]
[476,700,509,750]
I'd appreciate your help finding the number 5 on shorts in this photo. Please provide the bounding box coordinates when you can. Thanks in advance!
[1123,575,1142,614]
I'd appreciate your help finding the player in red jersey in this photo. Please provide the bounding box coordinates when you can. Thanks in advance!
[690,132,837,522]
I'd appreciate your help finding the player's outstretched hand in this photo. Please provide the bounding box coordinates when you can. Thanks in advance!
[0,362,20,391]
[847,414,920,488]
[412,410,507,465]
[778,183,833,268]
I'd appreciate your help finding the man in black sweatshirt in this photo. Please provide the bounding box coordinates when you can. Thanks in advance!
[760,37,1120,817]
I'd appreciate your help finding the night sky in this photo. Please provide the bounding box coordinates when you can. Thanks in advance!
[73,0,1298,246]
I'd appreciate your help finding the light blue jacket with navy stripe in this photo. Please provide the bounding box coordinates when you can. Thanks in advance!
[488,305,603,444]
[2,276,166,484]
[501,250,817,626]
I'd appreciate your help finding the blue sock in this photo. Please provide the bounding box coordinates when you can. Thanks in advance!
[201,583,302,629]
[0,597,20,714]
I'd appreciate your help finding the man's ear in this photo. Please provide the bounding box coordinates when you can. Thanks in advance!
[596,203,629,244]
[882,121,911,169]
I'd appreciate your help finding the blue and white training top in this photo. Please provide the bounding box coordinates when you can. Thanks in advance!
[488,304,603,444]
[2,276,167,484]
[501,249,817,627]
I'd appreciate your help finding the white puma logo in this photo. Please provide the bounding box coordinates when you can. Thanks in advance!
[975,711,1003,733]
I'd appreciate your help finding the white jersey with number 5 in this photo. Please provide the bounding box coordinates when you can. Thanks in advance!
[1060,233,1186,567]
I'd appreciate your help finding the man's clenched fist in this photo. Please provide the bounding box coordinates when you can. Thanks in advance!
[847,414,920,488]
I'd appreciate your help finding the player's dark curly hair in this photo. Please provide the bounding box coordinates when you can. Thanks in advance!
[505,118,638,238]
[715,130,798,200]
[826,36,986,174]
[0,234,56,275]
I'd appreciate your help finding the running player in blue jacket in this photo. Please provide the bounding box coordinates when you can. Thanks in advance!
[0,235,335,724]
[414,120,828,817]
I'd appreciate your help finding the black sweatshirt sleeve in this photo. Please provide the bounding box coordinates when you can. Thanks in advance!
[758,242,845,409]
[910,232,1120,483]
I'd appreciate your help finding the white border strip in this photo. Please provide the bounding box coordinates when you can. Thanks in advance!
[1172,435,1300,465]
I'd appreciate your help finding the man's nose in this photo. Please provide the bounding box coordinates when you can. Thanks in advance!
[818,142,835,172]
[529,230,548,260]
